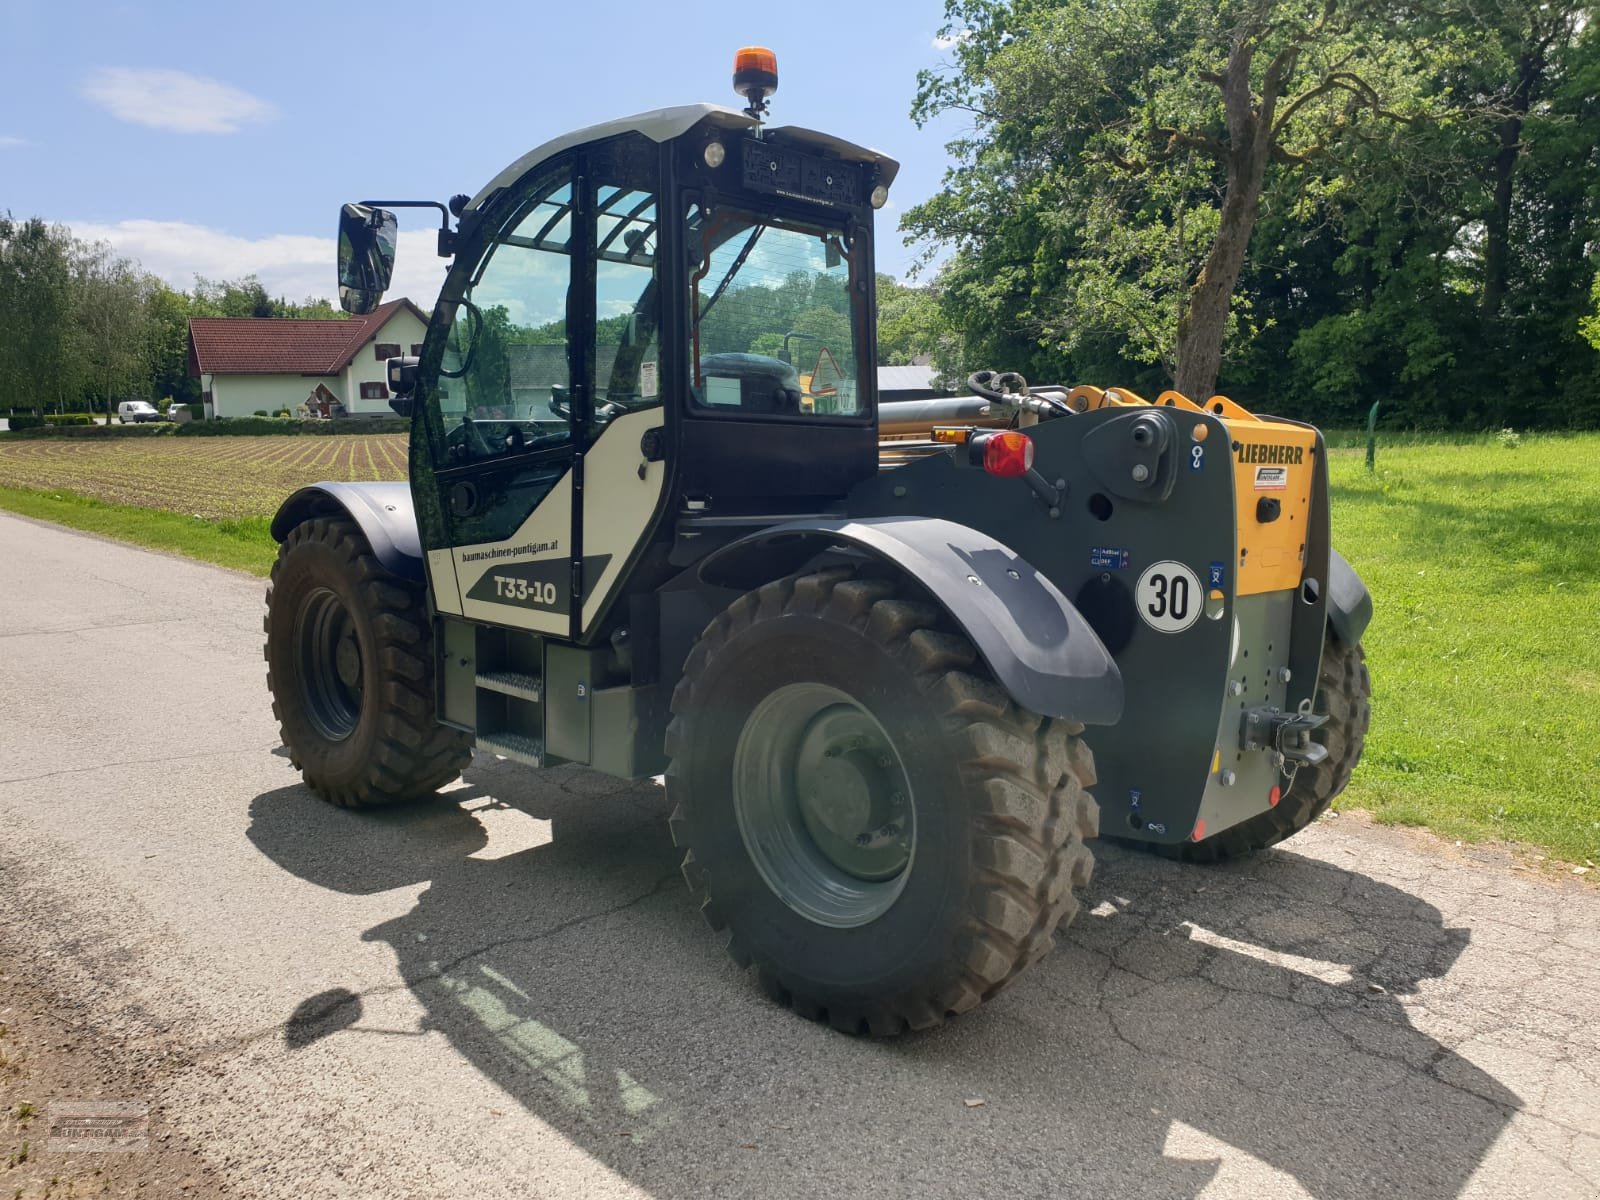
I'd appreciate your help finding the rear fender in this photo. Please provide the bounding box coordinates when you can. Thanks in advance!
[697,516,1124,726]
[1327,549,1372,646]
[270,482,422,581]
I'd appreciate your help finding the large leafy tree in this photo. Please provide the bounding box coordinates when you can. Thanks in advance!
[909,0,1452,399]
[0,216,84,412]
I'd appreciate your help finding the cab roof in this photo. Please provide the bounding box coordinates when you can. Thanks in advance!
[465,103,900,213]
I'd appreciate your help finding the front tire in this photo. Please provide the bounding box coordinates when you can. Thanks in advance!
[265,517,471,808]
[666,566,1099,1035]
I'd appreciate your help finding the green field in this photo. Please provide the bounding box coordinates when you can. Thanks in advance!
[1326,434,1600,867]
[0,430,1595,864]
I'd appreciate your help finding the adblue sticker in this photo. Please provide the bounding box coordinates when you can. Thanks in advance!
[1090,546,1130,570]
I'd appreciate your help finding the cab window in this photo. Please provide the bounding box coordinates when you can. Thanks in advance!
[687,204,861,418]
[436,167,575,464]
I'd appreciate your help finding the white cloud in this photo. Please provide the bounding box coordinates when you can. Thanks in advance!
[0,135,30,148]
[68,219,446,309]
[931,29,974,50]
[81,68,275,134]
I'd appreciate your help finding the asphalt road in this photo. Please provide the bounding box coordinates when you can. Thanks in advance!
[1,511,1596,1200]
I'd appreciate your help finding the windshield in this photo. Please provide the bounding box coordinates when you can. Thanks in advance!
[687,205,861,418]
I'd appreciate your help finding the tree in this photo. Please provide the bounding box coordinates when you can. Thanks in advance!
[0,216,82,412]
[75,243,155,424]
[910,0,1444,398]
[145,281,201,406]
[876,274,952,366]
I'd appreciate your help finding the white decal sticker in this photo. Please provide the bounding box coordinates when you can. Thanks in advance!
[1254,465,1288,490]
[1135,561,1203,634]
[640,360,658,399]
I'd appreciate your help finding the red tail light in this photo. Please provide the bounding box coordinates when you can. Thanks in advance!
[981,431,1034,478]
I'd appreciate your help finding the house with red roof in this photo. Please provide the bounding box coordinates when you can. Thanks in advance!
[187,298,429,419]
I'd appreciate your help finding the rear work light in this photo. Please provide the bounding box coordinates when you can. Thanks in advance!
[978,430,1035,478]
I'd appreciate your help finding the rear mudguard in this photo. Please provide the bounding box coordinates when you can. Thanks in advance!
[697,516,1124,727]
[1327,549,1372,645]
[270,482,422,581]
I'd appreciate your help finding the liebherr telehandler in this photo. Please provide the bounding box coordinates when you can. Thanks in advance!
[266,49,1372,1035]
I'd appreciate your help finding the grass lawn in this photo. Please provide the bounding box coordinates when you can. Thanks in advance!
[0,485,277,575]
[0,429,1595,865]
[1328,432,1600,866]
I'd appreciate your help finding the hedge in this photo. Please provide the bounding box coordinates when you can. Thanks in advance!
[45,413,95,426]
[1,416,410,439]
[6,414,44,431]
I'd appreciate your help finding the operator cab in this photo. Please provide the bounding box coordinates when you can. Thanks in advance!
[335,49,898,642]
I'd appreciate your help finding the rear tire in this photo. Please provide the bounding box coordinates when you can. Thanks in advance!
[265,516,471,808]
[1176,633,1370,863]
[665,566,1099,1035]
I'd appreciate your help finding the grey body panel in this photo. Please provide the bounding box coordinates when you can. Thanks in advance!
[696,516,1124,727]
[845,408,1332,844]
[1194,591,1299,838]
[1327,549,1372,645]
[467,103,900,213]
[270,482,422,582]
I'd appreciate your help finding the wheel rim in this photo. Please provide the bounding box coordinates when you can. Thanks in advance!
[732,683,915,929]
[294,586,363,741]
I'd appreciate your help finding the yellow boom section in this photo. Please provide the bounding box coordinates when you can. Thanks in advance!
[1063,386,1316,597]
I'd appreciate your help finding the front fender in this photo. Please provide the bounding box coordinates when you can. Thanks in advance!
[1327,548,1372,645]
[698,516,1124,726]
[270,482,422,582]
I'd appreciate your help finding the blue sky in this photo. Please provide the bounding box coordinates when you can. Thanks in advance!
[0,0,970,306]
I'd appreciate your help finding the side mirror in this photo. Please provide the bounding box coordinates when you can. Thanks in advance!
[337,203,397,315]
[386,355,418,417]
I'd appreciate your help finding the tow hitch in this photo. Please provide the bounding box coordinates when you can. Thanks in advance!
[1240,706,1329,768]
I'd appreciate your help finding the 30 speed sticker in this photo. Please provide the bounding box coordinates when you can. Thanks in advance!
[1254,465,1288,490]
[1135,561,1203,633]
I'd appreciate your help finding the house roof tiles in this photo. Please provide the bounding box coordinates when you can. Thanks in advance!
[187,298,428,377]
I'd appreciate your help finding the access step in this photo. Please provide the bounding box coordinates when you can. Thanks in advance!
[475,731,545,768]
[475,670,543,703]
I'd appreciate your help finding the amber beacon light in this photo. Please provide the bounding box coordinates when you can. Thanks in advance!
[734,46,778,117]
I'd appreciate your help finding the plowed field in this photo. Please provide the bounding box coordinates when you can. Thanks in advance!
[0,435,409,519]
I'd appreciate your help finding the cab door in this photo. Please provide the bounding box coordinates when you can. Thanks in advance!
[425,140,667,640]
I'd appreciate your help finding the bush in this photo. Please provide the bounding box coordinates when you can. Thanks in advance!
[6,415,44,431]
[4,415,410,439]
[44,413,94,426]
[187,403,205,420]
[253,409,269,417]
[273,409,292,419]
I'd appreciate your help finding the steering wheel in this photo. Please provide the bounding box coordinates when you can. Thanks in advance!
[445,416,499,462]
[548,386,627,427]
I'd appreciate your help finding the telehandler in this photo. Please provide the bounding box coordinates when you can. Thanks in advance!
[267,48,1372,1035]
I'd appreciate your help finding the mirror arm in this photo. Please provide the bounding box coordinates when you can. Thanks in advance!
[360,199,459,257]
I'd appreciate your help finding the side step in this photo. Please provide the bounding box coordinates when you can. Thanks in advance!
[475,731,545,769]
[475,670,543,703]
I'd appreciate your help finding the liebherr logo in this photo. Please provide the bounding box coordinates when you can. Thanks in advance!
[1234,442,1305,465]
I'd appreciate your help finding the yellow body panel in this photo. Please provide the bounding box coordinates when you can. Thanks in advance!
[1062,385,1317,596]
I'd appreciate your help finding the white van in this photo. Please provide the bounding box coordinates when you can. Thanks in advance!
[118,400,161,423]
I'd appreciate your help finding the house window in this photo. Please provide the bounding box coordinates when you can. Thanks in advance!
[374,342,401,360]
[360,382,389,400]
[410,343,424,356]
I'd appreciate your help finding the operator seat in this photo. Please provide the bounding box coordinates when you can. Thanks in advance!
[696,352,803,414]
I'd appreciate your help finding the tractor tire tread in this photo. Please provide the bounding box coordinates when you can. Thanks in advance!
[665,564,1098,1034]
[265,516,471,809]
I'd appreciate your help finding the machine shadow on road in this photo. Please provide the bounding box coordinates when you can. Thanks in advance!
[247,761,1519,1200]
